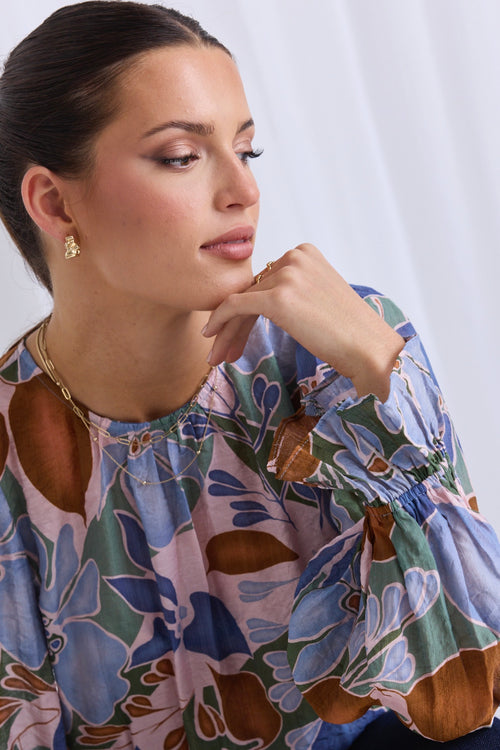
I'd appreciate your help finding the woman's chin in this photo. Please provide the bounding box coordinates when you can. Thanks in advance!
[213,272,255,305]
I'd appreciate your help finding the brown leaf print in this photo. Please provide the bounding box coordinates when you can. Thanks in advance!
[156,658,175,676]
[210,667,281,747]
[9,377,92,519]
[197,702,219,739]
[362,505,396,562]
[268,407,321,482]
[346,593,361,613]
[206,530,298,574]
[0,696,21,726]
[468,495,479,512]
[79,724,130,746]
[206,704,225,734]
[163,726,188,750]
[125,695,155,717]
[402,642,500,741]
[303,675,375,724]
[367,456,390,474]
[2,663,57,697]
[143,657,175,685]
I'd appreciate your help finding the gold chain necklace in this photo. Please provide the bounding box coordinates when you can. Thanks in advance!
[35,318,218,486]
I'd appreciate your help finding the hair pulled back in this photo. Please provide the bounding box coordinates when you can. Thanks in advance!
[0,1,230,292]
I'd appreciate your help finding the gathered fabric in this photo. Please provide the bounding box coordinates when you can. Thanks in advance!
[0,288,498,749]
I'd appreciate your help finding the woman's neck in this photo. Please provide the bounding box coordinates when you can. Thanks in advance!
[27,301,214,423]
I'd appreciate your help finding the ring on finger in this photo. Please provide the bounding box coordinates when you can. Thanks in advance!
[254,260,274,285]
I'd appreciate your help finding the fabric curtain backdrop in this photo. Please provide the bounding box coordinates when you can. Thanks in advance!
[1,0,498,539]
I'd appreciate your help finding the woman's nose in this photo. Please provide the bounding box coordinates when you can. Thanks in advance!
[214,155,260,211]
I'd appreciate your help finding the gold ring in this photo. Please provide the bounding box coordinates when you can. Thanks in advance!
[254,260,275,284]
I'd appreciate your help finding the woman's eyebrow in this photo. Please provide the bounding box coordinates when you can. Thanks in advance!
[141,117,254,140]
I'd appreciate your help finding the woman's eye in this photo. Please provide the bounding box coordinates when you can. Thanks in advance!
[238,148,263,165]
[158,153,200,168]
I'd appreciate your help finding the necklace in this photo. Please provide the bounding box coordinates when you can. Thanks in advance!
[35,317,218,486]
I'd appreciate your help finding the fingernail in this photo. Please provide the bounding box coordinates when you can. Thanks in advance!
[206,347,213,364]
[201,324,208,336]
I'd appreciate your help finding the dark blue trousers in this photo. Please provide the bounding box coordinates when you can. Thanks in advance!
[350,712,500,749]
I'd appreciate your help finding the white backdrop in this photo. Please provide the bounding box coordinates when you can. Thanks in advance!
[1,0,499,536]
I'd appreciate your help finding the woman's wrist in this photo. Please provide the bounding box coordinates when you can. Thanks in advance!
[349,328,405,402]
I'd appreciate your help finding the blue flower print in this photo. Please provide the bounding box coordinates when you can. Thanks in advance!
[0,494,47,669]
[37,525,129,724]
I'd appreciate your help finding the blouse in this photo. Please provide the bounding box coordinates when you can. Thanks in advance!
[0,287,499,750]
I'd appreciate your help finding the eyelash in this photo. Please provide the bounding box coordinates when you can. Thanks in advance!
[158,148,263,168]
[159,154,199,167]
[239,148,263,164]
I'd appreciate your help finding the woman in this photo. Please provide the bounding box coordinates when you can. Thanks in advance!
[0,3,498,748]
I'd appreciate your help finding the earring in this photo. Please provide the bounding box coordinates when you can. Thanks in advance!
[64,235,80,260]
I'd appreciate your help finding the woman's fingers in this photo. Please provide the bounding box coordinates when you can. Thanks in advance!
[202,260,280,365]
[202,247,318,363]
[203,288,266,338]
[203,251,296,340]
[207,313,258,365]
[202,243,403,399]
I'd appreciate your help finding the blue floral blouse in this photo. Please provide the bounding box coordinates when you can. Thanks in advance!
[0,287,498,749]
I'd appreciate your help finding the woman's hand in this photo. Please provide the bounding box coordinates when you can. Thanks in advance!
[202,243,404,401]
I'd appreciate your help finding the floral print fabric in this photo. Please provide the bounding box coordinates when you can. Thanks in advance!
[0,288,498,749]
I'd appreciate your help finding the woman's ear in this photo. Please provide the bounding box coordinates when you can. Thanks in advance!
[21,165,75,241]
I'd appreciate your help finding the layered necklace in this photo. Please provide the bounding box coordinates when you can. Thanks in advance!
[35,318,218,486]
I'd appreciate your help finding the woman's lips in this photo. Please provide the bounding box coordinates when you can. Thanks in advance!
[200,226,254,259]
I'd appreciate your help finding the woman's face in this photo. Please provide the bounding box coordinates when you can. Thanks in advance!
[62,45,260,313]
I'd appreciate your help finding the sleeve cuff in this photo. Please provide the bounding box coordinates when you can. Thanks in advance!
[269,335,451,505]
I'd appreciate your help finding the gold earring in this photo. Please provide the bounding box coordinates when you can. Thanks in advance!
[64,235,80,260]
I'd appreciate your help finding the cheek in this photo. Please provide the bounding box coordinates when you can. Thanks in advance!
[120,186,199,232]
[144,191,206,252]
[78,164,209,253]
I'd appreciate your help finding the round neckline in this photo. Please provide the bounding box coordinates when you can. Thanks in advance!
[92,367,218,437]
[18,335,218,435]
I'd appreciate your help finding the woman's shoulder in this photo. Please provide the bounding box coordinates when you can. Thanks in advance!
[0,334,44,449]
[0,334,40,388]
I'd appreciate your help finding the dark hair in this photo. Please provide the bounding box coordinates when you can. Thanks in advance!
[0,1,230,292]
